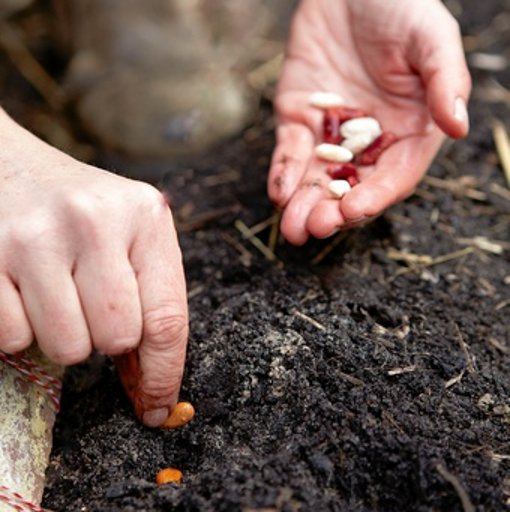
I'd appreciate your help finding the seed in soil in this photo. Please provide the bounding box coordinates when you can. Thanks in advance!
[340,117,382,139]
[328,179,352,198]
[162,402,195,429]
[156,468,183,485]
[315,143,353,163]
[355,132,398,165]
[327,163,359,186]
[309,91,345,109]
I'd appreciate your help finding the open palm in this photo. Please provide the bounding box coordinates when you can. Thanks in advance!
[268,0,471,244]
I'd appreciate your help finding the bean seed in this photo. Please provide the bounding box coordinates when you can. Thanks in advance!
[340,117,382,139]
[355,132,398,165]
[156,468,183,485]
[316,143,353,163]
[162,402,195,429]
[341,132,378,155]
[309,91,345,109]
[328,180,352,198]
[327,164,359,186]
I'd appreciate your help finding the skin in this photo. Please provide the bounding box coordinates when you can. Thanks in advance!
[0,0,470,427]
[268,0,472,244]
[0,110,188,427]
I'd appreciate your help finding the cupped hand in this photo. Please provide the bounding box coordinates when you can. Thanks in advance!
[268,0,472,244]
[0,111,188,427]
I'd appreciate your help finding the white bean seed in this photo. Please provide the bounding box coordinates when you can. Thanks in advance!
[340,117,382,139]
[315,143,353,163]
[309,91,345,109]
[341,132,378,155]
[328,180,352,198]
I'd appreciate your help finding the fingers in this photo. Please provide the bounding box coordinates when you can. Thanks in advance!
[123,188,188,427]
[409,3,472,139]
[17,261,92,366]
[268,122,315,208]
[282,129,444,241]
[0,274,32,353]
[73,252,142,356]
[340,131,444,221]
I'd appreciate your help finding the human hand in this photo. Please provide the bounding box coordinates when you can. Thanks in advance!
[268,0,472,244]
[0,111,188,427]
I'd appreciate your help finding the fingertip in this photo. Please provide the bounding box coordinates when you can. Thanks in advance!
[142,407,170,428]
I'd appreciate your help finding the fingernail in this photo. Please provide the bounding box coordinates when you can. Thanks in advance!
[453,97,468,125]
[143,407,169,427]
[318,227,340,239]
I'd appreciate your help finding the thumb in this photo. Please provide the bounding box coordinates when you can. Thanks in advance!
[409,2,472,139]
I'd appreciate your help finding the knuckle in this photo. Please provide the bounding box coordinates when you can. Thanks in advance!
[143,307,188,349]
[9,217,56,251]
[136,183,167,211]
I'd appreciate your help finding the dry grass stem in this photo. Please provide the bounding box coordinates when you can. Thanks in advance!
[423,175,488,201]
[445,370,466,389]
[492,120,510,188]
[177,205,239,232]
[0,21,66,111]
[292,310,326,331]
[249,213,280,236]
[487,337,509,354]
[235,219,281,265]
[187,286,205,300]
[312,232,348,265]
[436,464,475,512]
[456,236,506,254]
[454,323,475,374]
[222,233,252,267]
[387,365,417,376]
[268,211,281,253]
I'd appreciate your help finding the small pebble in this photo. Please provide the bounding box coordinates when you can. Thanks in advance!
[156,468,183,485]
[315,143,353,163]
[162,402,195,429]
[340,117,382,139]
[341,132,378,155]
[309,91,345,109]
[328,180,352,198]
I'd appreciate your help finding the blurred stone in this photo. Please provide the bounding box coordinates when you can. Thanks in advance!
[59,0,296,158]
[0,0,33,18]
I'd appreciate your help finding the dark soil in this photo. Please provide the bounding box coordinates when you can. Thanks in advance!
[1,1,509,511]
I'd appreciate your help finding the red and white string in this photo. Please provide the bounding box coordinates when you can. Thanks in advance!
[0,350,62,412]
[0,486,44,512]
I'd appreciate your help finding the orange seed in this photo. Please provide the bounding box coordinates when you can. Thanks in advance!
[156,467,183,485]
[162,401,195,429]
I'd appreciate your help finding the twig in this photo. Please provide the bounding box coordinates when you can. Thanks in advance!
[312,232,348,265]
[249,213,279,236]
[222,233,252,267]
[436,464,475,512]
[455,236,506,254]
[177,205,239,232]
[235,219,281,265]
[0,21,66,111]
[268,211,281,254]
[445,370,466,389]
[292,309,326,331]
[187,285,205,300]
[422,175,487,201]
[454,323,475,374]
[387,365,416,376]
[493,120,510,188]
[336,370,365,387]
